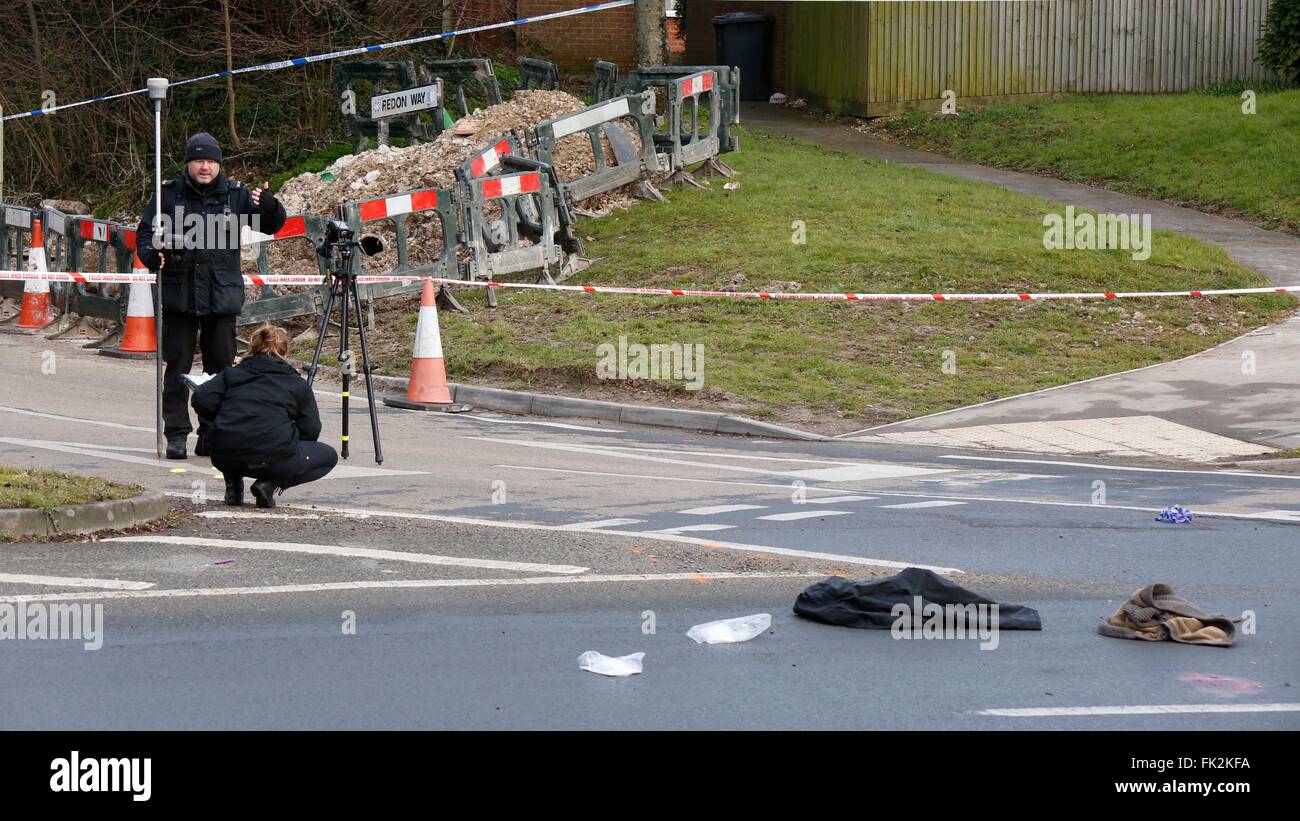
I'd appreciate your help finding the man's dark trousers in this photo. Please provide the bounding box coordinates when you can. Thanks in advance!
[163,311,237,441]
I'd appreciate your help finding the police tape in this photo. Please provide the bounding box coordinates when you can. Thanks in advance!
[1,1,633,122]
[1,269,1296,302]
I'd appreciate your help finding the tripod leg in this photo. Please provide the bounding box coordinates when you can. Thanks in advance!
[338,272,350,461]
[306,275,338,387]
[349,278,384,465]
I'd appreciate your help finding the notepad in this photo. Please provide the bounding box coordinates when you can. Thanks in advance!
[181,372,216,391]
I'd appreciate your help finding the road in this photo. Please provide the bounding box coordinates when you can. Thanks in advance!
[1,332,1297,729]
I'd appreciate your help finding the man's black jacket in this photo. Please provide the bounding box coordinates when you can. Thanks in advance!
[136,170,287,316]
[191,353,321,465]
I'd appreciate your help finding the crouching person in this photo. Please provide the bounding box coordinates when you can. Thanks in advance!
[192,324,338,507]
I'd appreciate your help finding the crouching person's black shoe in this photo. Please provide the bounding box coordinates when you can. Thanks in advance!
[250,478,278,509]
[224,477,244,506]
[165,437,187,460]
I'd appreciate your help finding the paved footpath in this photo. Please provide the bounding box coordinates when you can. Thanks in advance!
[742,103,1300,457]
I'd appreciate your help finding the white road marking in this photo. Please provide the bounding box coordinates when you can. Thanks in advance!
[314,390,624,433]
[0,437,168,468]
[679,504,766,515]
[757,511,854,522]
[975,703,1300,717]
[196,511,323,520]
[1224,510,1300,522]
[0,571,827,604]
[496,464,853,495]
[799,495,877,504]
[105,535,588,575]
[652,524,735,534]
[467,435,950,482]
[588,445,847,465]
[0,436,424,479]
[559,518,645,530]
[918,472,1062,485]
[0,406,152,431]
[186,497,965,574]
[0,573,154,591]
[940,454,1300,481]
[327,465,427,479]
[784,464,950,482]
[879,500,968,510]
[495,465,1297,523]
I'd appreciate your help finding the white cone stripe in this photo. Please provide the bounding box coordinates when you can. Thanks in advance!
[26,248,48,276]
[412,305,444,359]
[126,280,153,317]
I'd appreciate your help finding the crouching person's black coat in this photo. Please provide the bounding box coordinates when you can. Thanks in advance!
[191,353,321,466]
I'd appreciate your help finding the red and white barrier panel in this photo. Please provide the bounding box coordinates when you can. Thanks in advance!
[1,269,1296,302]
[680,71,714,98]
[358,190,439,222]
[479,172,541,200]
[468,139,513,178]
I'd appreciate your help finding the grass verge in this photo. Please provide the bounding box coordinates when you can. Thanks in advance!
[867,89,1300,235]
[0,465,142,512]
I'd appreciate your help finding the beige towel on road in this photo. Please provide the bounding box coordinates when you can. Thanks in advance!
[1098,583,1236,647]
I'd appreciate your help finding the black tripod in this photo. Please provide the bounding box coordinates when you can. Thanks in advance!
[305,220,383,464]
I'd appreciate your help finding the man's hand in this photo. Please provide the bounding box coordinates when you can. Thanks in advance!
[251,181,270,208]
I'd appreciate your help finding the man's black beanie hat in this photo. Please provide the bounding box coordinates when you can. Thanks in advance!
[185,132,222,164]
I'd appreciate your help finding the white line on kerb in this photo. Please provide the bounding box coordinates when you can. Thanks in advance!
[0,572,826,604]
[105,535,588,575]
[976,703,1300,717]
[0,573,154,591]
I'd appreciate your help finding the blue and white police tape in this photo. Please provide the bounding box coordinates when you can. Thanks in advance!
[2,1,632,122]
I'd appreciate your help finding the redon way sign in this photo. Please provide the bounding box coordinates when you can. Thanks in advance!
[370,81,442,119]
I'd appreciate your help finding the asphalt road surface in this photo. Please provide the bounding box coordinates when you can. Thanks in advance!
[1,333,1297,729]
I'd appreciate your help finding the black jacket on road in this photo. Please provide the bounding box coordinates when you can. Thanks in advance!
[191,354,321,466]
[136,170,287,316]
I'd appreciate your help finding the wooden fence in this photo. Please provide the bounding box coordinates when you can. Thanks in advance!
[786,0,1282,115]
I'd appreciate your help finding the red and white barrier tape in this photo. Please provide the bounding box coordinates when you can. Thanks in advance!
[0,269,1295,301]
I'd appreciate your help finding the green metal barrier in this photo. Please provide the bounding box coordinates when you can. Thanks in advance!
[334,61,439,150]
[527,92,665,205]
[421,58,502,120]
[626,65,742,154]
[340,183,459,313]
[0,205,37,318]
[593,60,620,102]
[237,214,332,327]
[45,214,132,346]
[517,57,560,91]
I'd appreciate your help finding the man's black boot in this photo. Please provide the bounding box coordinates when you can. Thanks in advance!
[250,478,278,509]
[194,434,210,457]
[224,477,244,506]
[165,437,187,460]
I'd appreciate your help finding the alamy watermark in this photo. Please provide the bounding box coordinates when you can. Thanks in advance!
[596,335,705,391]
[0,602,103,650]
[891,596,1000,650]
[1043,206,1152,261]
[152,208,264,252]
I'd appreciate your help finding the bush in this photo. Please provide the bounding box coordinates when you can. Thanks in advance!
[1258,0,1300,84]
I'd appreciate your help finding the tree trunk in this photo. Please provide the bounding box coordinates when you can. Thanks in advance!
[25,0,63,179]
[634,0,667,67]
[222,0,242,148]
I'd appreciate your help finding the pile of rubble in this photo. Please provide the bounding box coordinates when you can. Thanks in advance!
[259,90,643,276]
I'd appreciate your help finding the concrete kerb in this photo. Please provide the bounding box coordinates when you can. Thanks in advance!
[294,359,825,440]
[0,491,169,539]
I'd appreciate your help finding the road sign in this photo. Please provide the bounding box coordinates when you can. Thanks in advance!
[371,81,443,120]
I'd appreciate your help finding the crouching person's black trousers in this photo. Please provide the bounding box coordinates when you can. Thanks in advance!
[213,441,338,490]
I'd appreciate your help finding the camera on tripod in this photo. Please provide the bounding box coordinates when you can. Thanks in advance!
[316,219,384,269]
[305,216,388,464]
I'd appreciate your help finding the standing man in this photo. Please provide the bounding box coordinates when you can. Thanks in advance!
[136,132,287,459]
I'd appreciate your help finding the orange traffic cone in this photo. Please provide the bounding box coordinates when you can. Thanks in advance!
[382,280,470,412]
[0,217,57,334]
[99,251,157,359]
